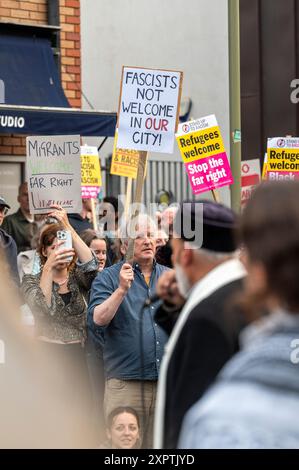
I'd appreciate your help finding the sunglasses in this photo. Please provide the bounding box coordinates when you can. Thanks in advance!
[0,206,8,215]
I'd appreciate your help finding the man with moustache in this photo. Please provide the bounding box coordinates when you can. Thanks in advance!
[154,200,247,449]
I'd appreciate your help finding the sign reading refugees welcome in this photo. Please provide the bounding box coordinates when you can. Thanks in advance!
[81,146,102,199]
[267,137,299,181]
[176,115,233,195]
[117,67,183,154]
[111,130,139,179]
[26,135,82,214]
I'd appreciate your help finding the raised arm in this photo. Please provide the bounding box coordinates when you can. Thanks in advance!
[93,263,134,326]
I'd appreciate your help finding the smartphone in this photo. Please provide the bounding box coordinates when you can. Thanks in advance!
[56,230,73,262]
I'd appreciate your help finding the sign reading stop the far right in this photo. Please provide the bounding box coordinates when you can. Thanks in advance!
[176,114,233,195]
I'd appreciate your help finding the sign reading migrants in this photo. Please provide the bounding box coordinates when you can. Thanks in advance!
[117,67,183,154]
[176,115,233,195]
[26,135,82,214]
[241,159,261,208]
[81,146,102,198]
[111,130,139,179]
[267,137,299,181]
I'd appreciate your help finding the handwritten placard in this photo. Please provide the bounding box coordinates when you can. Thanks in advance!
[117,67,183,154]
[26,135,82,214]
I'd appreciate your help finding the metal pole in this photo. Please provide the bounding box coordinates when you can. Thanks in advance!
[228,0,242,213]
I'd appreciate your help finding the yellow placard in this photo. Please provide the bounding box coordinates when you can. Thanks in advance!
[81,154,102,186]
[262,153,268,180]
[111,130,139,179]
[176,126,225,163]
[267,148,299,173]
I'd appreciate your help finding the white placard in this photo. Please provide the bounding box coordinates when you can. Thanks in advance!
[26,135,82,214]
[117,67,182,154]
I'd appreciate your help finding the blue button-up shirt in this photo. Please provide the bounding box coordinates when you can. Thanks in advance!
[88,261,169,381]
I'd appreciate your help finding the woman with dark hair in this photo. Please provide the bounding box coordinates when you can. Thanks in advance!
[179,181,299,449]
[80,229,108,270]
[21,206,99,435]
[100,407,141,449]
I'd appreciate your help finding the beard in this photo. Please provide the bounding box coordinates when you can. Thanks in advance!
[174,263,191,298]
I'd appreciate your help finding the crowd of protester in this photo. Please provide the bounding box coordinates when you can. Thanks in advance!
[1,180,299,448]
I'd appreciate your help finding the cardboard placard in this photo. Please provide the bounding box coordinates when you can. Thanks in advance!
[267,137,299,181]
[176,115,233,195]
[241,159,261,208]
[111,130,139,179]
[117,66,183,153]
[81,146,102,199]
[26,135,82,214]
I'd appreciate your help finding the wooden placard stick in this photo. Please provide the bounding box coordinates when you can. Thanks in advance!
[90,198,98,231]
[125,151,148,263]
[211,189,221,203]
[124,177,133,222]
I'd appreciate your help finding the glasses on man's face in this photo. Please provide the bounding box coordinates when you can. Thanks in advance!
[0,206,8,215]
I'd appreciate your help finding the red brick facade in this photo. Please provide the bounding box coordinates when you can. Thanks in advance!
[0,0,82,155]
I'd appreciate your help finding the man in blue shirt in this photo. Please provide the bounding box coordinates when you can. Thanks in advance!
[88,215,169,448]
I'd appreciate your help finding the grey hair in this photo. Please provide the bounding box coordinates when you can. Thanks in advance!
[118,213,158,243]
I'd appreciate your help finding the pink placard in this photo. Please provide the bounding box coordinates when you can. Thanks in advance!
[81,186,100,199]
[185,152,233,195]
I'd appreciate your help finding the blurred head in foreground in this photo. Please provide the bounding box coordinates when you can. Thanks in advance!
[240,181,299,314]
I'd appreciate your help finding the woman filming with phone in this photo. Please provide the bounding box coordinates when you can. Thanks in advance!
[21,205,99,438]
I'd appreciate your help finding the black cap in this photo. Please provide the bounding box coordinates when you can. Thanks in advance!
[0,196,10,209]
[173,200,237,253]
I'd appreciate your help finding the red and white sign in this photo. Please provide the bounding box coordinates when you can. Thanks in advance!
[241,159,261,208]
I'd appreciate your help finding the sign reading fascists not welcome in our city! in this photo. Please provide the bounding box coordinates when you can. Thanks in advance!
[81,146,102,199]
[176,115,233,195]
[117,66,183,154]
[26,135,82,214]
[267,137,299,181]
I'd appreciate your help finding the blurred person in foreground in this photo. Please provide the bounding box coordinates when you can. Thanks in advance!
[21,206,99,435]
[180,181,299,449]
[2,182,38,253]
[80,228,108,441]
[0,247,94,448]
[88,214,169,448]
[0,195,19,285]
[99,407,141,449]
[154,200,247,449]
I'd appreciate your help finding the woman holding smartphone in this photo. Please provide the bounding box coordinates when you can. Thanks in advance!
[21,205,99,439]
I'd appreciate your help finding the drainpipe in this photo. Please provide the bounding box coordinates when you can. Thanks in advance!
[228,0,242,213]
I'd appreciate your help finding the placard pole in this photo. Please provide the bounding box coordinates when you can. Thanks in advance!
[125,151,148,263]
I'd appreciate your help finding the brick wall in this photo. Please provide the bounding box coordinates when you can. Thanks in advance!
[60,0,81,108]
[0,0,82,156]
[0,0,47,25]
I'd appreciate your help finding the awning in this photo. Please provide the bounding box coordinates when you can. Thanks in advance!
[0,33,117,136]
[0,104,117,136]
